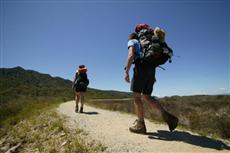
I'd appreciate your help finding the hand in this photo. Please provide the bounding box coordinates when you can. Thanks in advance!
[125,72,130,83]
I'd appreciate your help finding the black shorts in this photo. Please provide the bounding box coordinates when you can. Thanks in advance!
[131,62,156,95]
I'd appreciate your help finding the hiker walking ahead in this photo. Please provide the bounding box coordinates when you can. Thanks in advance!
[73,65,89,113]
[124,25,178,134]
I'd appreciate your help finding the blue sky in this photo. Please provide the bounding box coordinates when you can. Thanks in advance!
[1,0,229,96]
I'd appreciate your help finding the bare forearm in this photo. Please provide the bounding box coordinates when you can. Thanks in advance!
[124,47,135,83]
[125,48,135,74]
[125,58,133,73]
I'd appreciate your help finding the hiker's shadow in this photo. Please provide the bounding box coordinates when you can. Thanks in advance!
[82,111,99,115]
[147,130,230,151]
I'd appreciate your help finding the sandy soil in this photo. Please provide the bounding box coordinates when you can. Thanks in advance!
[57,101,230,153]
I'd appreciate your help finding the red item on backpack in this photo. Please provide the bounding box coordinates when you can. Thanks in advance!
[135,24,150,33]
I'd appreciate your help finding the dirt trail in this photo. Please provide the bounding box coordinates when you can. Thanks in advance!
[57,101,230,153]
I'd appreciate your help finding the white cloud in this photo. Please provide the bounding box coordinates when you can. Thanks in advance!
[218,87,227,90]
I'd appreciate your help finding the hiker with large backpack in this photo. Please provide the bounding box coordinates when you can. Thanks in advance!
[72,65,89,113]
[124,24,178,134]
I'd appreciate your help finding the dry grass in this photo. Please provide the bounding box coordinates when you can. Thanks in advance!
[0,110,106,153]
[86,95,230,140]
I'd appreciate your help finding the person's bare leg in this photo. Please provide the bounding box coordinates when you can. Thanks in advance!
[133,92,144,120]
[75,92,80,112]
[79,92,84,113]
[129,92,146,134]
[142,94,178,132]
[142,94,166,114]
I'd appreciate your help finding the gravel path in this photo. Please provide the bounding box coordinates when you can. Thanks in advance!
[57,101,230,153]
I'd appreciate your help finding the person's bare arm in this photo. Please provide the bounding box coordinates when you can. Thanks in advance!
[124,47,135,83]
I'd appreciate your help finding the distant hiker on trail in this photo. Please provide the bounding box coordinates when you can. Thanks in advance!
[72,65,89,113]
[124,23,178,134]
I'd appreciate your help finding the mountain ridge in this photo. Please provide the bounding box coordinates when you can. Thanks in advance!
[0,66,131,100]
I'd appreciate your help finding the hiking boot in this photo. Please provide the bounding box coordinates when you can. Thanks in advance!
[79,107,83,113]
[129,119,146,134]
[162,111,178,132]
[75,105,78,113]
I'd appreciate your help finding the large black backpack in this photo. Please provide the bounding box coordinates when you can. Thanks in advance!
[137,29,173,67]
[74,73,89,91]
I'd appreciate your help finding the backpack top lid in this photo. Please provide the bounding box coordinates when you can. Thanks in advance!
[154,27,165,43]
[135,23,150,33]
[77,65,87,74]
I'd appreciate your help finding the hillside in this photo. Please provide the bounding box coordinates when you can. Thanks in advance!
[0,66,131,101]
[0,67,131,124]
[0,66,73,101]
